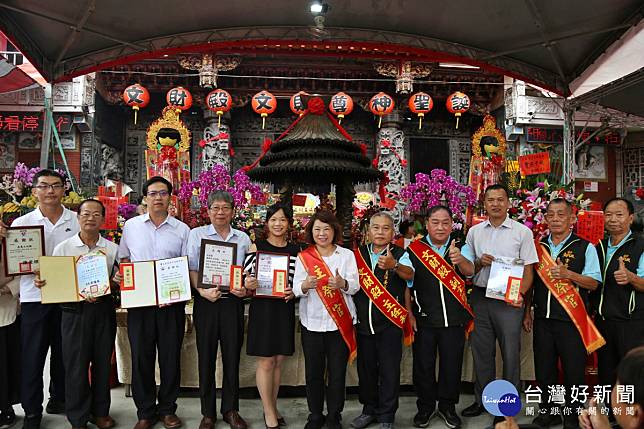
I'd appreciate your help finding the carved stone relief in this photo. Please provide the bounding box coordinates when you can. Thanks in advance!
[376,126,407,226]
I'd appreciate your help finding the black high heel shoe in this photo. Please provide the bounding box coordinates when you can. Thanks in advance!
[264,414,280,429]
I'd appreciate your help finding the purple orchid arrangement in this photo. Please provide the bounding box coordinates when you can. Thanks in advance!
[400,169,477,225]
[178,164,265,209]
[117,203,138,220]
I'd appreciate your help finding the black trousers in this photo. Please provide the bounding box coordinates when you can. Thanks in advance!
[61,300,116,427]
[20,302,65,416]
[301,325,349,423]
[127,304,185,420]
[193,295,244,418]
[0,316,20,411]
[596,318,644,388]
[412,324,465,413]
[357,325,402,423]
[533,318,586,413]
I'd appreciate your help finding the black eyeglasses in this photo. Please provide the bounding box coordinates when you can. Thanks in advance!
[33,184,64,191]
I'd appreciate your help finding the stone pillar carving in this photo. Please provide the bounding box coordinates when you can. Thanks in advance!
[375,111,408,226]
[99,143,124,182]
[201,109,231,172]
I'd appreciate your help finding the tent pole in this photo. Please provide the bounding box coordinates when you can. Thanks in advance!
[562,102,575,186]
[39,83,52,168]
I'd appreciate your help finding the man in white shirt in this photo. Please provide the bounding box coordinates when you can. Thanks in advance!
[0,169,80,429]
[118,177,190,429]
[187,191,251,429]
[36,199,119,429]
[461,184,538,426]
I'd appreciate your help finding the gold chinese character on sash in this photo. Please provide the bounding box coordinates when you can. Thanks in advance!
[382,298,396,312]
[314,265,326,280]
[449,277,465,298]
[554,281,567,295]
[371,285,384,299]
[390,306,402,319]
[421,250,439,269]
[564,294,578,309]
[437,265,449,279]
[322,284,334,298]
[332,303,345,317]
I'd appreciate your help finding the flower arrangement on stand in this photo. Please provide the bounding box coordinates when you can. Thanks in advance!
[510,180,591,239]
[104,202,139,244]
[178,165,266,230]
[399,169,478,235]
[0,163,80,224]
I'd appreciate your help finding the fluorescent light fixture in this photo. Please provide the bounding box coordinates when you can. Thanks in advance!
[439,62,480,69]
[310,2,324,13]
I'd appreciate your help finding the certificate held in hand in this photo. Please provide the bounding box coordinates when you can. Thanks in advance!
[254,251,290,298]
[40,252,111,304]
[120,256,191,308]
[2,226,45,276]
[197,239,242,291]
[486,256,524,303]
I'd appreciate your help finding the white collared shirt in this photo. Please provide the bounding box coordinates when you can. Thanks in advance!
[187,224,251,271]
[12,206,80,302]
[118,213,190,262]
[53,233,119,275]
[465,215,539,288]
[293,245,360,332]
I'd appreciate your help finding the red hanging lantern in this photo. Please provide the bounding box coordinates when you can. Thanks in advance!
[408,92,433,130]
[369,92,395,128]
[206,89,232,127]
[329,92,354,124]
[290,91,309,116]
[446,91,470,129]
[252,90,277,129]
[122,83,149,124]
[166,86,192,113]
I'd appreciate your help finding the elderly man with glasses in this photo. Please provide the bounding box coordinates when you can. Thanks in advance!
[187,191,252,429]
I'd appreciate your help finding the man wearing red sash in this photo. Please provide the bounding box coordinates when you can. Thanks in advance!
[405,206,475,429]
[524,198,602,429]
[351,212,415,429]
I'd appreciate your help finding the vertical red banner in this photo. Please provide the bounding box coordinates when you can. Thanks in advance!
[97,196,127,230]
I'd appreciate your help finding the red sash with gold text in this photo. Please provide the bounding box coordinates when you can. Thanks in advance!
[535,241,605,354]
[299,246,357,362]
[408,239,474,334]
[354,248,414,345]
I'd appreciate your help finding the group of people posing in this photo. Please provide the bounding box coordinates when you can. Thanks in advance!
[0,170,642,429]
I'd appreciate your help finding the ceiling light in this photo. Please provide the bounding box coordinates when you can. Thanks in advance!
[439,62,479,69]
[310,2,329,14]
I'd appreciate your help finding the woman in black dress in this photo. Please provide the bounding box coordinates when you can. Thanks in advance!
[244,204,300,429]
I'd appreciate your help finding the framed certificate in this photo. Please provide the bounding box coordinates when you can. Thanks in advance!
[2,225,45,276]
[197,239,237,290]
[254,251,290,298]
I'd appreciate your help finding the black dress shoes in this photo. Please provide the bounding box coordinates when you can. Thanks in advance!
[461,402,485,417]
[437,408,462,429]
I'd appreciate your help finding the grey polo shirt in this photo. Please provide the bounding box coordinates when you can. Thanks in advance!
[465,215,539,288]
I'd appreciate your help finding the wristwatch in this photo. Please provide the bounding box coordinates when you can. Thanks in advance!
[393,260,400,271]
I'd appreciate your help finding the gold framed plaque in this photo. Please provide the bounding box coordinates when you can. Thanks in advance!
[2,225,45,276]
